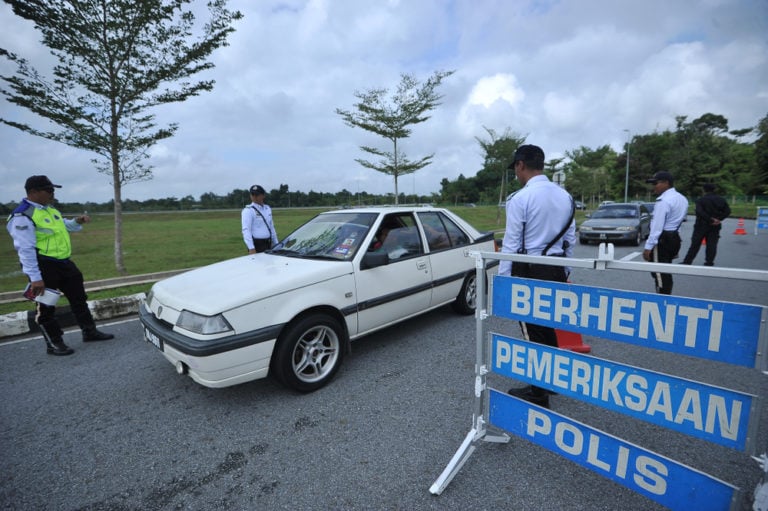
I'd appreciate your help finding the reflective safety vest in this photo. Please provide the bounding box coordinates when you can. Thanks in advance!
[11,202,72,260]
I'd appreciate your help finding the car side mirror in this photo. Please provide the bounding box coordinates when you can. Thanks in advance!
[361,252,390,270]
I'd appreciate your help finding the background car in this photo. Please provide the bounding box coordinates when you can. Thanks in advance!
[578,202,651,246]
[140,206,497,393]
[574,200,586,210]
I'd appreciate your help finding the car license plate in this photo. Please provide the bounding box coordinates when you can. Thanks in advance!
[144,327,163,351]
[599,234,606,239]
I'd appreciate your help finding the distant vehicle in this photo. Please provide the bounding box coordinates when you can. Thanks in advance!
[579,203,652,246]
[643,202,656,216]
[598,200,615,208]
[464,203,477,208]
[140,206,497,392]
[574,201,586,210]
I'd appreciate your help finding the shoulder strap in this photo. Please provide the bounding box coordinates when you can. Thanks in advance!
[251,204,273,239]
[542,196,575,256]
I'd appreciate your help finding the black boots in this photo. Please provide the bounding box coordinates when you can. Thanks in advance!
[45,337,74,356]
[82,328,115,342]
[508,385,550,408]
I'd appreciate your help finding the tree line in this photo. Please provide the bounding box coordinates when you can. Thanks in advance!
[439,112,768,206]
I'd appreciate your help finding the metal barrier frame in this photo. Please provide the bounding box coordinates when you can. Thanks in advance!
[430,244,768,509]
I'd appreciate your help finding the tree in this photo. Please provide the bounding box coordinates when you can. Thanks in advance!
[754,113,768,194]
[562,145,618,204]
[0,0,242,273]
[336,70,454,204]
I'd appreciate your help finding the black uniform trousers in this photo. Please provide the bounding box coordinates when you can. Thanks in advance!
[35,256,96,341]
[252,237,272,253]
[683,224,721,266]
[511,262,568,348]
[651,230,681,295]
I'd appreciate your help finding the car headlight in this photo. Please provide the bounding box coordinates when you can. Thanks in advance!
[176,310,233,334]
[616,226,636,231]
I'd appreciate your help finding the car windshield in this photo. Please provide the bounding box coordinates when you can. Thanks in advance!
[590,207,637,219]
[271,212,377,260]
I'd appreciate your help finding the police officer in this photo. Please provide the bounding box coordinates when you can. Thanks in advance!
[642,171,688,294]
[6,175,114,356]
[499,144,576,408]
[681,183,731,266]
[241,184,278,253]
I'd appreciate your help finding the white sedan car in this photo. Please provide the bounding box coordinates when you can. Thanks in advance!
[139,206,497,392]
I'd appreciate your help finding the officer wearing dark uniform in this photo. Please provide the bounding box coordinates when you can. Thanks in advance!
[681,183,731,266]
[6,176,114,356]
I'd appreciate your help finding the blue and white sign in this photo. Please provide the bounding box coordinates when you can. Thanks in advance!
[491,333,758,452]
[757,207,768,232]
[489,390,739,511]
[491,276,765,368]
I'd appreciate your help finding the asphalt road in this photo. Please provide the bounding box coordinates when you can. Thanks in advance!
[1,217,767,511]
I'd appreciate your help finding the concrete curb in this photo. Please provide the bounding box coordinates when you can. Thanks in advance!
[0,293,146,339]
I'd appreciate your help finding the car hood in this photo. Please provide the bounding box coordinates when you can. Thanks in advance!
[581,218,639,228]
[151,254,353,316]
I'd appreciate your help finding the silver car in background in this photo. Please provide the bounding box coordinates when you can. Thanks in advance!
[578,203,651,246]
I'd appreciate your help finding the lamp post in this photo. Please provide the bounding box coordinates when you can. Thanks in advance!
[623,129,631,203]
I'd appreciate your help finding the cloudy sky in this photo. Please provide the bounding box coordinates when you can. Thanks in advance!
[1,0,767,204]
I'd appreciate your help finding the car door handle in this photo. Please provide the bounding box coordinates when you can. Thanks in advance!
[416,260,428,271]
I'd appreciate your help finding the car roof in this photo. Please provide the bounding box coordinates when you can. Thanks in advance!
[321,205,440,214]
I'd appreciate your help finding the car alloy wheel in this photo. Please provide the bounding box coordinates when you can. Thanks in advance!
[452,273,478,315]
[271,313,344,392]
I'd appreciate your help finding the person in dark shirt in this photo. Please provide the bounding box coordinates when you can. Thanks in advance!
[681,183,731,266]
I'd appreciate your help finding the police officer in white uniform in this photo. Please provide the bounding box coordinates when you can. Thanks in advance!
[642,171,688,294]
[499,145,576,408]
[241,184,278,254]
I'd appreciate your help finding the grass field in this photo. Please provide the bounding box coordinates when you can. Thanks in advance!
[0,206,511,314]
[1,201,759,315]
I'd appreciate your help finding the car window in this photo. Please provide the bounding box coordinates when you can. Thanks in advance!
[276,212,376,260]
[417,211,454,251]
[370,213,424,260]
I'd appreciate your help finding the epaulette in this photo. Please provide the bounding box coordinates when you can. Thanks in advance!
[7,200,34,222]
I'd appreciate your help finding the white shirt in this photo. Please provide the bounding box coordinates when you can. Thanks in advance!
[6,199,82,282]
[241,202,278,250]
[644,187,688,250]
[499,175,576,276]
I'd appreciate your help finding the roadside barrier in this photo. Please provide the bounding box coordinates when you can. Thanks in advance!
[758,208,768,236]
[430,245,768,510]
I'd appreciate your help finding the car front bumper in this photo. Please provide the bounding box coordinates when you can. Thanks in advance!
[139,303,282,388]
[579,230,638,243]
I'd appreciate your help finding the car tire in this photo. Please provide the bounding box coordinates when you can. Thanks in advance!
[579,238,588,245]
[271,313,345,393]
[631,231,641,246]
[452,272,478,315]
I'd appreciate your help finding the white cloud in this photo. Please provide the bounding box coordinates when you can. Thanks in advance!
[1,0,767,203]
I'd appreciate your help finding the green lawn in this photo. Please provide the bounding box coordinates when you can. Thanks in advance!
[1,201,757,315]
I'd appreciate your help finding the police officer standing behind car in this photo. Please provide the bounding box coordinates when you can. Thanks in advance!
[499,144,576,409]
[642,171,688,294]
[681,183,731,266]
[241,184,278,254]
[6,175,114,356]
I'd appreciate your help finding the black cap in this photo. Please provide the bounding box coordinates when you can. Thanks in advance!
[249,185,266,195]
[645,171,674,185]
[25,175,62,191]
[507,144,545,169]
